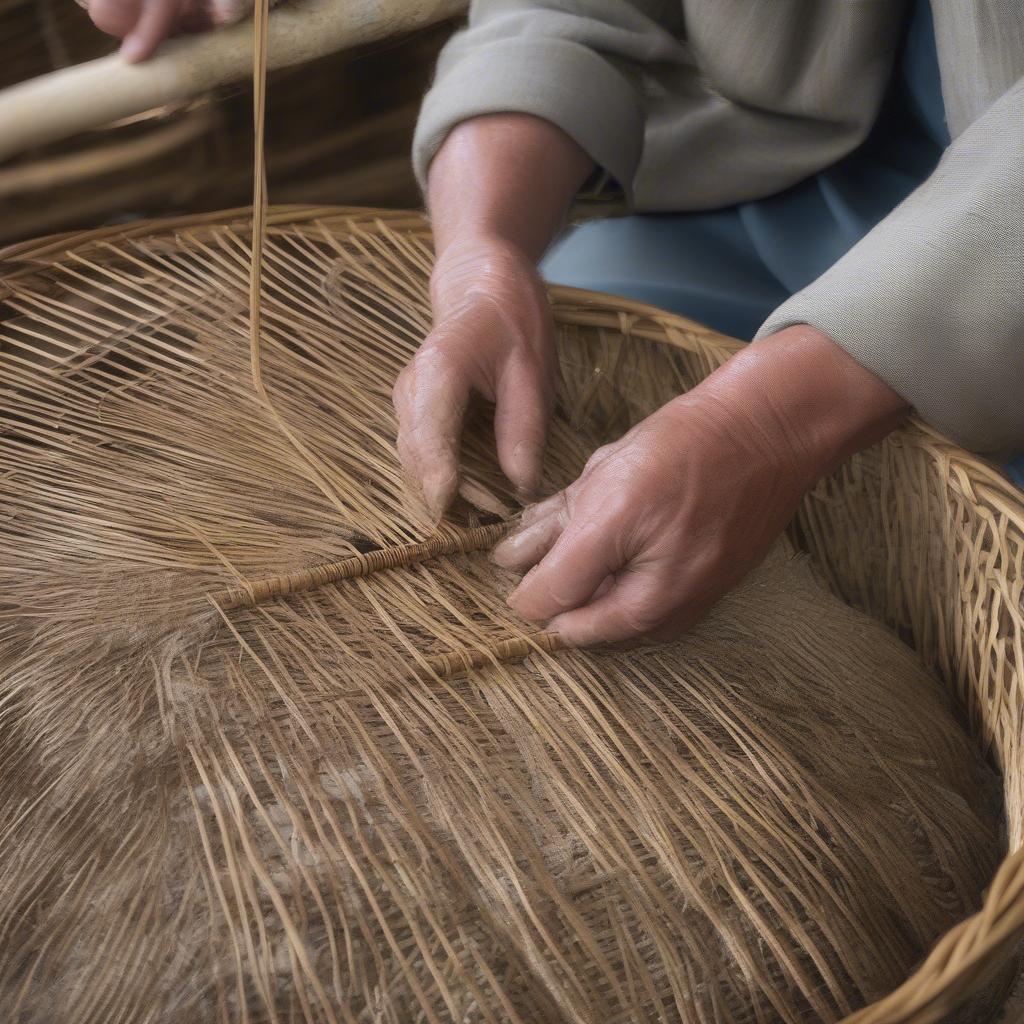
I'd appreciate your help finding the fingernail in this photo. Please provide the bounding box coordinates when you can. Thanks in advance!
[120,35,147,62]
[492,535,522,568]
[510,440,543,496]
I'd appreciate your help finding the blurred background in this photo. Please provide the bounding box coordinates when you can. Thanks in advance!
[0,0,456,245]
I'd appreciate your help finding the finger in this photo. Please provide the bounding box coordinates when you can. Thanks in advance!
[175,0,217,31]
[547,571,668,647]
[492,493,568,571]
[393,349,471,520]
[120,0,178,61]
[493,360,552,501]
[88,0,144,38]
[208,0,250,24]
[516,490,569,530]
[507,513,622,621]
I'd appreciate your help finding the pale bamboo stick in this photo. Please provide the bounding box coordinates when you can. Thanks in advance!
[0,0,466,161]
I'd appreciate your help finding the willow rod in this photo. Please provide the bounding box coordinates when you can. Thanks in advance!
[419,631,565,680]
[210,522,509,610]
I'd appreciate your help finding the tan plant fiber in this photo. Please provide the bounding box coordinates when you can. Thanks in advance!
[0,0,1019,1010]
[0,201,1018,1023]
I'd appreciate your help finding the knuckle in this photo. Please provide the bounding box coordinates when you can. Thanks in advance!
[396,347,454,397]
[619,602,664,637]
[581,443,628,480]
[582,448,607,475]
[622,602,663,634]
[411,343,449,373]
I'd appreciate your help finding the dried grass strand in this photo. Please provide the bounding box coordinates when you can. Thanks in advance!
[0,207,1017,1023]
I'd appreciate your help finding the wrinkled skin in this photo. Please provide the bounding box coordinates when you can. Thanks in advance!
[399,240,899,648]
[392,238,557,517]
[87,0,249,61]
[494,354,827,647]
[395,114,908,647]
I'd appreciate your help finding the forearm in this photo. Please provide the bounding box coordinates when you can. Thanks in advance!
[679,325,909,490]
[426,113,594,264]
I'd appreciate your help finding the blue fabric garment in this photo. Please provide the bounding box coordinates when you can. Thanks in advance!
[542,0,1024,482]
[543,1,947,333]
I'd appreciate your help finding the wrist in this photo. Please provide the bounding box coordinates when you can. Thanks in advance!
[427,114,593,264]
[429,235,538,310]
[684,325,909,488]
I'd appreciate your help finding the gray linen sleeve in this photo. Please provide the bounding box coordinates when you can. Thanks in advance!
[755,76,1024,457]
[412,1,683,200]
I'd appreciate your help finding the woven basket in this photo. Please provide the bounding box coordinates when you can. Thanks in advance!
[0,206,1022,1023]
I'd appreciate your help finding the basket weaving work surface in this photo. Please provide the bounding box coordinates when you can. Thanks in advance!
[0,207,1022,1023]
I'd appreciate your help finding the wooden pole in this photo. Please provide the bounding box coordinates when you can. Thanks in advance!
[0,0,465,161]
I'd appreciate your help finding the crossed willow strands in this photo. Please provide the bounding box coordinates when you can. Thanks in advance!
[236,7,1024,1012]
[208,522,565,678]
[0,1,1018,1020]
[0,204,1022,1024]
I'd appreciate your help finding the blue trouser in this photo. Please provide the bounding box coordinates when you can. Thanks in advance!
[541,0,1024,487]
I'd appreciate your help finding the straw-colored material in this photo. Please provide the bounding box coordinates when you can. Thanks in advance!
[0,206,1020,1023]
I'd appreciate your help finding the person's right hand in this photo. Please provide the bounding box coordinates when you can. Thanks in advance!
[392,236,557,520]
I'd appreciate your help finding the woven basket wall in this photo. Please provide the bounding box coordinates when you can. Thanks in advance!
[0,206,1022,1023]
[0,2,451,243]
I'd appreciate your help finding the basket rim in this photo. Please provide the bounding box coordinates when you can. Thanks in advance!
[2,202,1021,510]
[1,202,1021,1023]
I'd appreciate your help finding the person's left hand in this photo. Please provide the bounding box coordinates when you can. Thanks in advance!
[88,0,249,62]
[493,325,908,646]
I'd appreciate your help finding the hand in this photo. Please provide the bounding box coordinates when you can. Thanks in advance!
[494,326,908,646]
[88,0,249,62]
[393,114,593,518]
[392,236,558,519]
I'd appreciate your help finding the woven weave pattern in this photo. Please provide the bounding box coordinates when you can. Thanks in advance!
[0,209,1017,1023]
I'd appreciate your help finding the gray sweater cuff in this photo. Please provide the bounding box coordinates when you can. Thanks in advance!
[412,36,644,201]
[755,77,1024,457]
